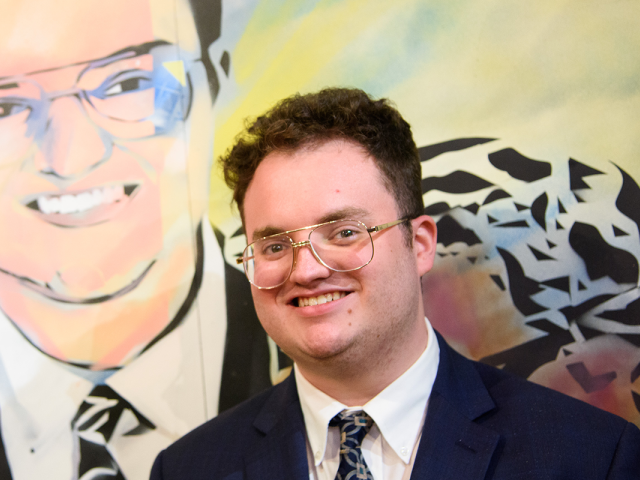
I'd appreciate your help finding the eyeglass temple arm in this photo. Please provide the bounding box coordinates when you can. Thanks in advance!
[367,217,409,233]
[236,255,255,264]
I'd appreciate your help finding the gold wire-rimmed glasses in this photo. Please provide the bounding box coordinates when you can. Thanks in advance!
[236,218,409,289]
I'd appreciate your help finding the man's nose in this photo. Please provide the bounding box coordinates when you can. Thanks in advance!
[288,242,332,285]
[33,96,111,178]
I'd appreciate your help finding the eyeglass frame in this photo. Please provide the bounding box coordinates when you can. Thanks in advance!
[236,217,410,289]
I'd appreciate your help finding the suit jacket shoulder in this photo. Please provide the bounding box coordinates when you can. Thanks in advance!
[413,332,640,479]
[151,374,308,480]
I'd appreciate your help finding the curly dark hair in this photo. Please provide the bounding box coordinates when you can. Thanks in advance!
[220,87,424,234]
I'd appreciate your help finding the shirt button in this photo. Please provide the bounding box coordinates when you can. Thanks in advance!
[401,447,408,456]
[315,451,321,460]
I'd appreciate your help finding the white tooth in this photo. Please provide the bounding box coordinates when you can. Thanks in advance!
[317,295,327,305]
[325,293,333,302]
[340,292,346,298]
[309,297,317,306]
[103,186,115,204]
[92,188,103,206]
[59,194,76,214]
[301,298,308,307]
[332,292,341,301]
[48,197,61,214]
[37,196,51,214]
[77,192,93,212]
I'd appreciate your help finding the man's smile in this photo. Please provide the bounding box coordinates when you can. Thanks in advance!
[292,291,351,307]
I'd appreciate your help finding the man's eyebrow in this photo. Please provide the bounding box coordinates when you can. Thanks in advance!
[251,207,372,241]
[0,83,18,90]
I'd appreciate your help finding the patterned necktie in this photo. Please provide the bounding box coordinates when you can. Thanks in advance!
[329,410,374,480]
[71,384,155,480]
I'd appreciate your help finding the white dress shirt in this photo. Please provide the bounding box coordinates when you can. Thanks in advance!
[296,318,440,480]
[0,219,227,480]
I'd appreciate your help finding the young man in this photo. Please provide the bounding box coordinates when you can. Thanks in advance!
[151,88,640,479]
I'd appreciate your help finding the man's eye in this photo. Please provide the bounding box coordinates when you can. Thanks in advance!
[337,229,355,238]
[260,242,290,257]
[103,76,151,97]
[0,102,30,119]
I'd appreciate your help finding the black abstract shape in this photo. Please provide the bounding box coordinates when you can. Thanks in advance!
[487,215,498,224]
[569,222,639,284]
[424,202,451,216]
[633,392,640,415]
[566,362,616,394]
[614,164,640,237]
[483,189,511,205]
[437,252,447,257]
[514,203,529,212]
[578,324,605,341]
[540,276,570,294]
[529,245,555,261]
[468,256,477,264]
[547,240,557,249]
[531,193,548,231]
[578,281,587,291]
[558,199,567,214]
[422,171,493,194]
[436,215,482,247]
[495,220,529,228]
[620,334,640,347]
[632,362,640,384]
[560,294,617,322]
[451,252,460,256]
[574,192,585,203]
[464,203,480,214]
[497,248,546,315]
[569,158,604,190]
[613,225,629,237]
[220,50,231,76]
[231,226,244,238]
[490,275,505,291]
[488,148,552,182]
[598,296,640,326]
[418,137,496,161]
[556,220,564,230]
[563,349,573,356]
[481,319,574,378]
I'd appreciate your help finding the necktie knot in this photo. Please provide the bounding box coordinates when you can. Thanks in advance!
[329,411,374,480]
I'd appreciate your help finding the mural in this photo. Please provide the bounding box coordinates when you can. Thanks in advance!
[0,0,638,478]
[0,0,271,478]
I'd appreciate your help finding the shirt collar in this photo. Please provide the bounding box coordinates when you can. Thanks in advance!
[296,317,440,466]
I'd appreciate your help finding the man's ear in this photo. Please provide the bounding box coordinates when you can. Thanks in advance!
[411,215,437,276]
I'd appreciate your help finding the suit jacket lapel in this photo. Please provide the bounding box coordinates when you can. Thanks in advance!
[245,375,308,480]
[411,333,500,480]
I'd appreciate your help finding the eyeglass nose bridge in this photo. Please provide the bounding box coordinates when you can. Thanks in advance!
[289,239,330,272]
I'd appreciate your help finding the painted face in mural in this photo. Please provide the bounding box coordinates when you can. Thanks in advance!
[0,0,215,369]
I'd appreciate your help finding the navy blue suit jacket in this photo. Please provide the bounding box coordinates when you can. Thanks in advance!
[150,333,640,479]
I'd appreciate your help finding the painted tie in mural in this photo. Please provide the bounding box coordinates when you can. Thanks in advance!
[329,411,374,480]
[71,385,155,480]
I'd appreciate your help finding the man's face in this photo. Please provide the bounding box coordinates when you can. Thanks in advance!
[0,0,214,368]
[242,140,436,372]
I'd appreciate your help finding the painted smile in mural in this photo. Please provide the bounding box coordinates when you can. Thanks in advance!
[23,183,140,227]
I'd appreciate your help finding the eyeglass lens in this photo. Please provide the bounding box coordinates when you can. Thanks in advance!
[244,220,374,288]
